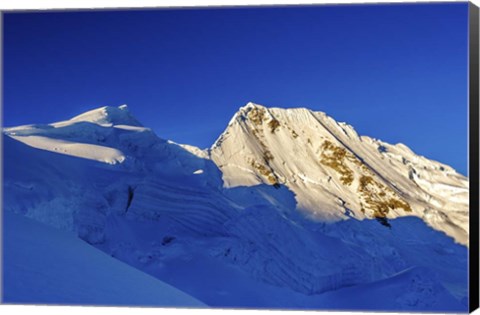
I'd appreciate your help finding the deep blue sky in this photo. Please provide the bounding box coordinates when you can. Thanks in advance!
[3,3,469,175]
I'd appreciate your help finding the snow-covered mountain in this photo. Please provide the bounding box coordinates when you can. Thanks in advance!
[210,102,469,245]
[2,103,469,311]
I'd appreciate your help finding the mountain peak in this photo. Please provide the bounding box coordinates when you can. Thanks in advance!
[241,101,264,110]
[69,105,143,127]
[210,102,468,245]
[234,102,267,119]
[236,102,326,122]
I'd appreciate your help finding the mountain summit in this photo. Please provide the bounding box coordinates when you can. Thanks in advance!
[69,104,143,127]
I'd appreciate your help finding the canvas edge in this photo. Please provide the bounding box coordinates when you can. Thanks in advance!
[0,9,5,305]
[469,1,480,313]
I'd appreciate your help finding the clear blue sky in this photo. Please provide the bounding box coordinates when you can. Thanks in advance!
[3,3,469,175]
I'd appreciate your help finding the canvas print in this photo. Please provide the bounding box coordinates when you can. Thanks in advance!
[1,2,477,312]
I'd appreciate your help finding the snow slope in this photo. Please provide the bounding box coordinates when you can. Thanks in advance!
[2,211,204,307]
[312,266,465,312]
[2,103,470,311]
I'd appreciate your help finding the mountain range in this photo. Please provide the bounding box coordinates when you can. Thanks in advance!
[2,103,469,311]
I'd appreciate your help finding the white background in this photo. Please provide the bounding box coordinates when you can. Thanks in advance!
[0,0,478,315]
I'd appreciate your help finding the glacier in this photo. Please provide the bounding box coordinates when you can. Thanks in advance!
[2,103,469,311]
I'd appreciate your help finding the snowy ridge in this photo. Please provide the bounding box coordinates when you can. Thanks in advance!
[2,103,469,311]
[69,104,143,126]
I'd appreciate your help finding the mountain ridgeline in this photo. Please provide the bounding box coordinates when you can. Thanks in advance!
[3,103,469,310]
